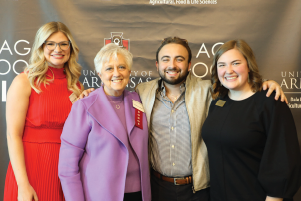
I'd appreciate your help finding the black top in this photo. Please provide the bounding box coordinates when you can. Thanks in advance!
[202,90,301,201]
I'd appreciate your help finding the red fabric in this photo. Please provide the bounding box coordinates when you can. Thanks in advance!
[4,67,76,201]
[135,108,143,129]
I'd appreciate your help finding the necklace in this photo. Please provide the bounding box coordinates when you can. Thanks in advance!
[110,100,123,109]
[106,93,124,109]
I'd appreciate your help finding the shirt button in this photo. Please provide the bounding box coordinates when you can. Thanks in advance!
[173,163,175,166]
[171,127,174,130]
[172,145,175,148]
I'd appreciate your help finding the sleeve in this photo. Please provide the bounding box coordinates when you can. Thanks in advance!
[257,97,301,199]
[58,100,91,201]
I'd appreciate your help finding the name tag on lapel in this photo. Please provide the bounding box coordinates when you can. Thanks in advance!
[132,100,145,112]
[135,109,143,129]
[215,100,226,107]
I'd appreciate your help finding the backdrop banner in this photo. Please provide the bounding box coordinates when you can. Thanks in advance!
[1,0,301,199]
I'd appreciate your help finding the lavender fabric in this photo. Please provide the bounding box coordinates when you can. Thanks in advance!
[106,94,141,193]
[58,87,151,201]
[106,94,127,129]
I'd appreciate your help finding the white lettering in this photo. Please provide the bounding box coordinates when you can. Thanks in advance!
[291,78,299,89]
[90,70,96,76]
[133,71,138,76]
[192,62,208,78]
[212,42,224,55]
[149,0,155,5]
[13,60,28,75]
[83,77,90,88]
[91,77,100,87]
[14,40,31,56]
[288,103,301,109]
[280,79,288,89]
[130,77,136,88]
[141,71,147,77]
[291,97,299,101]
[138,78,143,84]
[196,43,210,58]
[0,40,13,55]
[209,64,213,74]
[0,59,11,75]
[83,70,88,76]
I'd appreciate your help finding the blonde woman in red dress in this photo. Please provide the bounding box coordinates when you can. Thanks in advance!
[4,21,83,201]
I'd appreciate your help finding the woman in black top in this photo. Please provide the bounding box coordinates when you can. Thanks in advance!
[202,39,301,201]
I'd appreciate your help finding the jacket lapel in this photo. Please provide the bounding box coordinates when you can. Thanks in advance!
[124,90,135,136]
[144,79,159,128]
[87,87,128,145]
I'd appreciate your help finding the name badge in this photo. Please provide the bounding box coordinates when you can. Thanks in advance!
[216,100,226,107]
[135,109,143,129]
[69,93,77,104]
[132,100,145,112]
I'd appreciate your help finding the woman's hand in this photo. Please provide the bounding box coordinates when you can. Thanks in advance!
[77,88,95,101]
[265,196,283,201]
[17,183,38,201]
[262,80,287,103]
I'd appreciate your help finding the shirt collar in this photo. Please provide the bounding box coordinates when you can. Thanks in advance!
[159,79,186,97]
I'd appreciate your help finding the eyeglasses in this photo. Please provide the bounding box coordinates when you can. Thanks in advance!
[161,37,188,44]
[44,41,71,51]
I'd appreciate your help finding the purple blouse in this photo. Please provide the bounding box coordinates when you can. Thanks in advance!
[106,93,141,193]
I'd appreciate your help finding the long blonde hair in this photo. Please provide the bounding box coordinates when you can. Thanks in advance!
[24,21,82,96]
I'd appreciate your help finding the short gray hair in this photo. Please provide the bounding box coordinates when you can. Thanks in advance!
[94,43,133,73]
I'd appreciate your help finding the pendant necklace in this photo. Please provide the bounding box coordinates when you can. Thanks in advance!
[111,100,123,109]
[107,93,123,110]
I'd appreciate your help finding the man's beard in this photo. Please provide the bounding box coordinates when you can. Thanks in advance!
[159,67,189,85]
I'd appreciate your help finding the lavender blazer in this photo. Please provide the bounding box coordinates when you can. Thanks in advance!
[58,87,151,201]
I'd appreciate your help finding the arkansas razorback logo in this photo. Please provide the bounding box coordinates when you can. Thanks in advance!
[104,32,130,50]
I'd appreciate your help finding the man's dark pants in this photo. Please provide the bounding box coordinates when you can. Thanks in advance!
[151,173,210,201]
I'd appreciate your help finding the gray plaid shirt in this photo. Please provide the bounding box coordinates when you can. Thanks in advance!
[150,81,192,177]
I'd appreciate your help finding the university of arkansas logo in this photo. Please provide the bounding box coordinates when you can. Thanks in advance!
[104,32,130,50]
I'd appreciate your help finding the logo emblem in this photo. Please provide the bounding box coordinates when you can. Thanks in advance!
[104,32,130,50]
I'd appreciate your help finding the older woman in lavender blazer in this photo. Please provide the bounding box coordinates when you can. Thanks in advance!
[58,43,151,201]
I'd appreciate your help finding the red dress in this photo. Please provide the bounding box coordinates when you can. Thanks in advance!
[4,67,75,201]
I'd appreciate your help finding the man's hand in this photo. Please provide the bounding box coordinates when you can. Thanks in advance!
[262,80,287,103]
[77,88,95,101]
